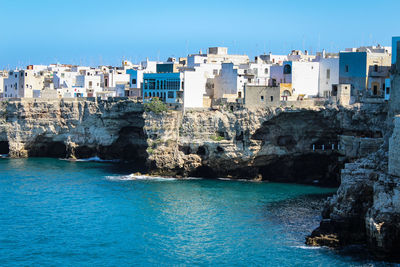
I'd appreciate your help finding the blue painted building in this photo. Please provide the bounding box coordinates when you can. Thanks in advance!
[393,37,400,65]
[142,72,183,104]
[126,69,142,88]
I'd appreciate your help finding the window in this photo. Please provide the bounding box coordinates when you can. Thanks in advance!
[25,73,27,77]
[132,79,137,84]
[283,64,291,74]
[326,69,330,79]
[264,68,268,74]
[89,81,93,88]
[345,65,349,72]
[15,74,17,78]
[238,92,242,98]
[5,85,7,92]
[213,69,218,75]
[168,91,174,98]
[374,64,378,72]
[270,96,274,102]
[386,87,390,94]
[260,95,264,101]
[373,85,378,95]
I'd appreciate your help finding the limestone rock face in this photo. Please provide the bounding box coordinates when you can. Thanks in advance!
[307,143,400,260]
[0,99,147,162]
[0,99,387,185]
[1,98,398,258]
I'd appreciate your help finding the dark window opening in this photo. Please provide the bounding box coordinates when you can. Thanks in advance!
[283,64,292,74]
[373,85,378,95]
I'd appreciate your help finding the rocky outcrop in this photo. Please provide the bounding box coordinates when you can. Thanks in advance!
[143,103,387,186]
[307,114,400,261]
[0,99,387,186]
[0,98,148,164]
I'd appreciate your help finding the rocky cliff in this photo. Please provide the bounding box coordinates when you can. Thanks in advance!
[306,114,400,261]
[1,97,397,258]
[0,98,386,186]
[149,104,386,186]
[0,98,148,163]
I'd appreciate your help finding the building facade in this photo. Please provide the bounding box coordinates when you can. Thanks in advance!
[142,72,183,104]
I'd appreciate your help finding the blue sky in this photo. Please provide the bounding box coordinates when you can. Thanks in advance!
[0,0,399,69]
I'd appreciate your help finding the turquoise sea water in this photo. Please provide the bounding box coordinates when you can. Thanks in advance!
[0,158,393,266]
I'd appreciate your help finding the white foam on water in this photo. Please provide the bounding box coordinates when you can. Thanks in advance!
[218,177,232,181]
[292,245,323,250]
[0,154,9,158]
[106,174,177,182]
[60,156,119,163]
[217,177,259,182]
[106,175,203,182]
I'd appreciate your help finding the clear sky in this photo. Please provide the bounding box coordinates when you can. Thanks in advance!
[0,0,399,69]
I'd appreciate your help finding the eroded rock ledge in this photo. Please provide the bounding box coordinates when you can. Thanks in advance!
[307,115,400,261]
[0,98,387,187]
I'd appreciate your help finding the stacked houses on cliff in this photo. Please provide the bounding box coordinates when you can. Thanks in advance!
[0,39,397,109]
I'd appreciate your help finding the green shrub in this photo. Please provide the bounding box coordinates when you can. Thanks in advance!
[144,98,168,114]
[210,135,225,141]
[146,148,154,155]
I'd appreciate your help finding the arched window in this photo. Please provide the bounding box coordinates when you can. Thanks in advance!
[283,90,291,96]
[283,64,292,74]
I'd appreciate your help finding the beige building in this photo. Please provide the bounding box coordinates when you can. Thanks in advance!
[244,85,280,108]
[3,68,45,98]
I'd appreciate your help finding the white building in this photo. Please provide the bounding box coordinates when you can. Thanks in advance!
[270,61,320,98]
[317,57,339,97]
[183,68,207,108]
[259,53,288,65]
[75,69,102,97]
[214,63,245,99]
[3,69,45,98]
[53,70,79,89]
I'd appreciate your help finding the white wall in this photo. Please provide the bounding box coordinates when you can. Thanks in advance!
[3,71,20,98]
[318,58,339,97]
[184,69,207,108]
[53,71,79,89]
[270,65,284,85]
[292,62,320,97]
[214,63,243,98]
